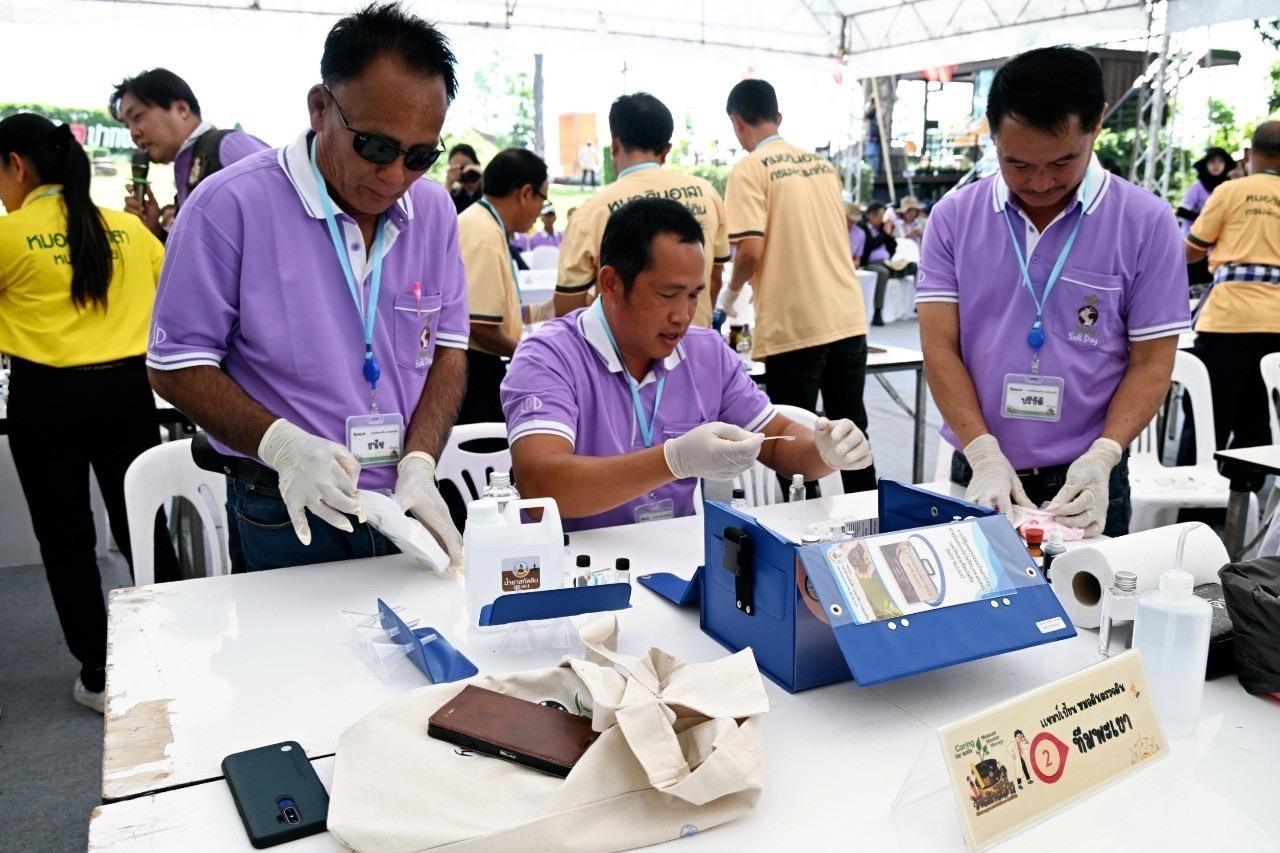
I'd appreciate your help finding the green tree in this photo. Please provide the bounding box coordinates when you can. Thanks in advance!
[1269,58,1280,115]
[470,56,535,151]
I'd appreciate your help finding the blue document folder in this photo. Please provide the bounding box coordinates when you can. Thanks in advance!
[638,480,1076,691]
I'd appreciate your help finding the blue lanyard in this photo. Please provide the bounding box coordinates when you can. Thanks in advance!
[593,301,666,448]
[309,137,386,393]
[618,161,660,179]
[758,134,782,147]
[477,198,523,305]
[1001,173,1090,354]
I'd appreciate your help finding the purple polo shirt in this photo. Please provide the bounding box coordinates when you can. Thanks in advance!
[500,307,775,531]
[527,230,562,250]
[848,223,889,263]
[173,123,270,206]
[916,155,1191,470]
[149,132,470,489]
[1177,180,1211,238]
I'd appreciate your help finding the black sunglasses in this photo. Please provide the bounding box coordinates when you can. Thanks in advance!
[325,86,443,172]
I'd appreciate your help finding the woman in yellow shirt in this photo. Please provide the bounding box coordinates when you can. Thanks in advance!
[0,113,168,713]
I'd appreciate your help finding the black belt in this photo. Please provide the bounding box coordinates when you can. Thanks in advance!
[190,431,279,488]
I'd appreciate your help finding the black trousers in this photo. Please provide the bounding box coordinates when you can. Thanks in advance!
[763,335,876,494]
[457,348,507,426]
[7,355,177,693]
[1178,332,1280,491]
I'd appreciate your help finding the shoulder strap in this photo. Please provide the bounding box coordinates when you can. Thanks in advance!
[183,128,233,199]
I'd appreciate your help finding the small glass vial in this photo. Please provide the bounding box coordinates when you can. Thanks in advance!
[788,474,807,523]
[573,554,592,587]
[730,488,748,510]
[1023,526,1044,560]
[613,558,631,585]
[480,470,520,512]
[1097,570,1139,657]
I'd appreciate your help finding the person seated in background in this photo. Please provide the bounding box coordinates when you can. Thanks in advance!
[445,142,483,213]
[845,201,863,262]
[110,67,268,238]
[527,203,562,250]
[851,201,912,326]
[1176,147,1237,293]
[457,148,551,425]
[501,197,874,532]
[893,195,928,242]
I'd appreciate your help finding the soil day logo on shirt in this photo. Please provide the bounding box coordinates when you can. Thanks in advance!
[1068,295,1101,346]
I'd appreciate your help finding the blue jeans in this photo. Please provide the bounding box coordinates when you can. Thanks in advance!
[950,450,1132,538]
[226,478,399,572]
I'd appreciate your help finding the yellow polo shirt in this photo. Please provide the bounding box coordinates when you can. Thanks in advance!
[0,185,164,367]
[556,163,730,327]
[725,137,867,359]
[459,200,523,355]
[1189,170,1280,333]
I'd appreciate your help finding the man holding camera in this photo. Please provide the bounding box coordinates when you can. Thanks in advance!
[445,143,483,213]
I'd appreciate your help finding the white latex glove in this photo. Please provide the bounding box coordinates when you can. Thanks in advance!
[716,284,745,318]
[523,298,556,324]
[663,422,765,481]
[394,451,465,572]
[814,417,874,470]
[963,433,1034,522]
[1049,438,1122,538]
[258,418,364,546]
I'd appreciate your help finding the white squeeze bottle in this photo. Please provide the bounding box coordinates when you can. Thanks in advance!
[462,497,565,631]
[1131,569,1212,738]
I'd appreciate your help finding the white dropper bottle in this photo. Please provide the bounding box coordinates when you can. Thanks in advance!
[1131,569,1211,738]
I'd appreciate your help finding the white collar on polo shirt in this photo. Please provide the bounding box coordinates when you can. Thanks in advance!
[278,131,415,224]
[176,120,216,157]
[991,152,1110,221]
[577,305,686,388]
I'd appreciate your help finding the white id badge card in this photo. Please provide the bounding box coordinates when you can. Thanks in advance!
[1002,374,1064,422]
[634,498,675,524]
[346,412,404,466]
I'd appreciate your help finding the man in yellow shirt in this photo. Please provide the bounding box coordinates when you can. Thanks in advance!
[457,148,550,424]
[554,92,730,326]
[718,78,874,493]
[1185,121,1280,490]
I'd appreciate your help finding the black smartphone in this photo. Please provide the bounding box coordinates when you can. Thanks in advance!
[222,741,328,849]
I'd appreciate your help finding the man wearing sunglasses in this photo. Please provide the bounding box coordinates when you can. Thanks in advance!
[147,3,470,573]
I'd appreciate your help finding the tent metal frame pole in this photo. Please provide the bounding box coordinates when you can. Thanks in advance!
[871,76,896,204]
[1142,31,1171,190]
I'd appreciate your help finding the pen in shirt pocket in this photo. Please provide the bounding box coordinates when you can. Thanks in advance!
[413,280,422,318]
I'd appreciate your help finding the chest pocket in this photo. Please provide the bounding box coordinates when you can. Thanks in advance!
[393,292,441,375]
[1053,270,1124,352]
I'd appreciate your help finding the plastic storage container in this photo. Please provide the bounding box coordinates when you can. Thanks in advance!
[462,497,564,630]
[1131,569,1212,738]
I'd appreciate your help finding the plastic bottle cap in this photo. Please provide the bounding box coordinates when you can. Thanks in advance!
[791,474,805,486]
[563,533,570,547]
[1024,527,1043,545]
[1158,569,1194,596]
[468,498,499,523]
[615,558,630,572]
[489,471,511,489]
[576,554,591,568]
[1114,570,1138,592]
[732,488,745,500]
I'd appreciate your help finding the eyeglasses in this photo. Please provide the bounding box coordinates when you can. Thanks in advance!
[324,86,443,172]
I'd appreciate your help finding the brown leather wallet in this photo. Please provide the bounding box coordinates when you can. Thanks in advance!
[427,684,600,778]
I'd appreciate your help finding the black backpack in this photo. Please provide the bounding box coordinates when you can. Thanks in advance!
[181,127,233,204]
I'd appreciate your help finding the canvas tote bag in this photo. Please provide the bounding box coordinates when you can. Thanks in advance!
[327,616,770,851]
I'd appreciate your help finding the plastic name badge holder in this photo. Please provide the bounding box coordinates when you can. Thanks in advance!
[639,479,1076,692]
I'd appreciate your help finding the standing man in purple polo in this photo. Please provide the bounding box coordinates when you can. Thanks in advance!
[111,68,268,237]
[917,46,1190,537]
[502,198,873,532]
[148,3,469,571]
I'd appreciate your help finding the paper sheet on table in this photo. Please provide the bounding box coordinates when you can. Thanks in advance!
[359,490,449,575]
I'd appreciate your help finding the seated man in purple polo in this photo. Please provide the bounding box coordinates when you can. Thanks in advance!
[111,67,268,238]
[917,46,1190,537]
[501,197,874,532]
[147,4,469,571]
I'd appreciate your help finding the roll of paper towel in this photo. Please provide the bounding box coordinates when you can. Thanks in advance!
[1049,522,1227,629]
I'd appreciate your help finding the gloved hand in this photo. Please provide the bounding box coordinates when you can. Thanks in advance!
[523,298,556,325]
[1050,438,1122,538]
[663,422,765,481]
[258,418,364,546]
[963,433,1034,521]
[716,284,745,318]
[814,417,874,470]
[394,451,465,572]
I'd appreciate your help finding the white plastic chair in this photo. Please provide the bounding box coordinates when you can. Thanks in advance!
[1128,350,1259,537]
[123,439,230,586]
[437,423,511,503]
[1261,353,1280,444]
[732,404,844,506]
[932,434,953,484]
[524,245,559,270]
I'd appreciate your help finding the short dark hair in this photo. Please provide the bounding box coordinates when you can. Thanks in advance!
[600,198,704,294]
[986,46,1104,135]
[482,148,548,198]
[864,201,886,216]
[109,68,201,120]
[448,143,478,164]
[725,79,779,126]
[1253,121,1280,157]
[320,2,458,102]
[609,93,674,154]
